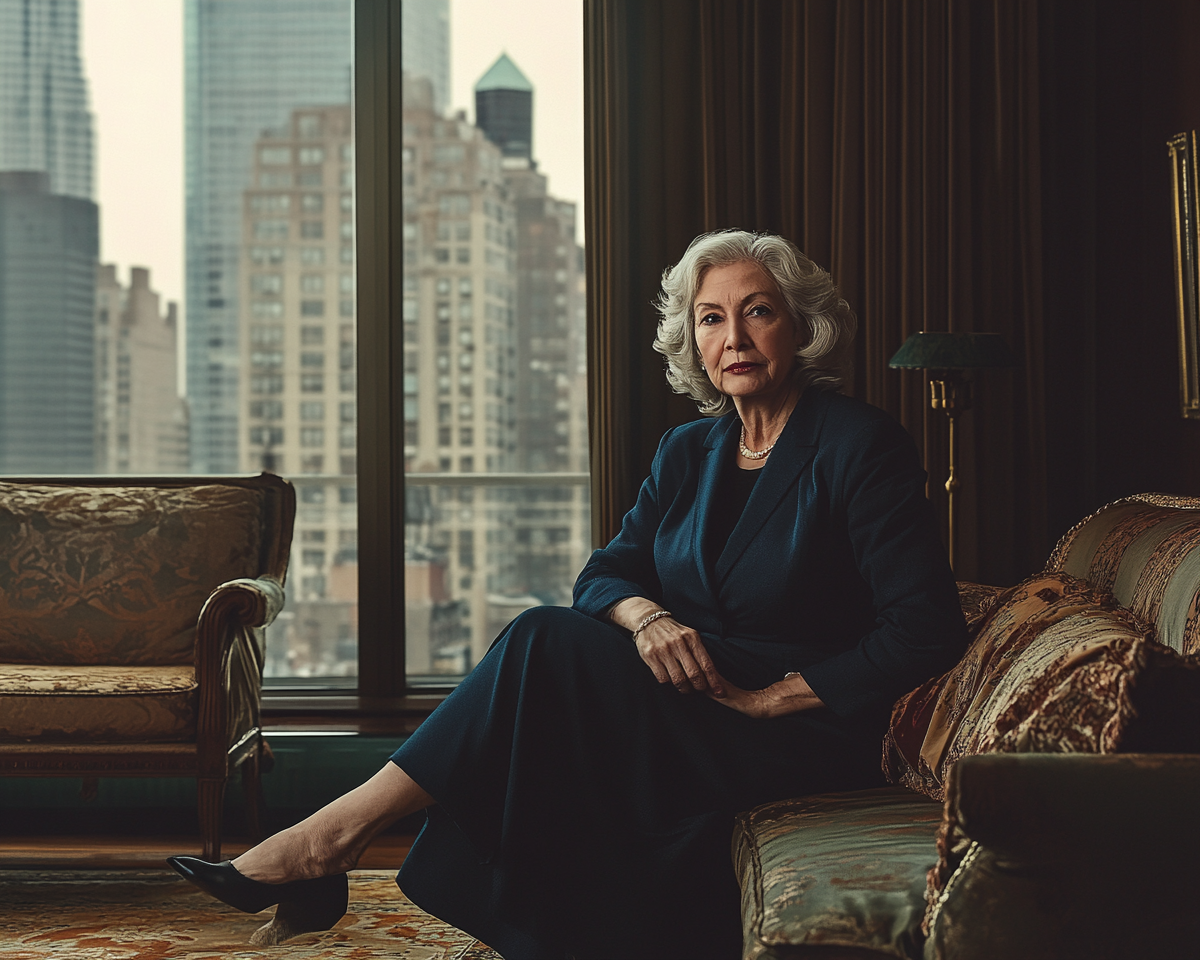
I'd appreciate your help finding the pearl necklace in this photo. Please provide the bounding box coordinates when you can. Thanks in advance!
[739,425,777,460]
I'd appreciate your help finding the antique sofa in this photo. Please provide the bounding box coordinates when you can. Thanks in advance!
[0,474,295,861]
[733,494,1200,960]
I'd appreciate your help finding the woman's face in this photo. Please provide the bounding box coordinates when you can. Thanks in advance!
[693,260,802,404]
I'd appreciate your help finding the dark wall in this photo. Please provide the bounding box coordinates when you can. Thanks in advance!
[1040,0,1200,545]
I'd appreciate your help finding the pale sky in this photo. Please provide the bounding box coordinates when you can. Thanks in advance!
[79,0,585,332]
[449,0,585,240]
[81,0,185,314]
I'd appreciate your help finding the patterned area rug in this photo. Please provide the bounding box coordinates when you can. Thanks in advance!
[0,870,502,959]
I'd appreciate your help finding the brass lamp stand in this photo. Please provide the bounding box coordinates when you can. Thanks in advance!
[888,332,1015,572]
[927,372,970,570]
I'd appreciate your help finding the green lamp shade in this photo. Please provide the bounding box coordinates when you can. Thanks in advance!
[888,332,1016,370]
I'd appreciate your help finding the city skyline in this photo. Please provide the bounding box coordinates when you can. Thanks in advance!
[80,0,585,356]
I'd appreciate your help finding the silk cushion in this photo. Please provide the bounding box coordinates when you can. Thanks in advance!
[733,786,942,960]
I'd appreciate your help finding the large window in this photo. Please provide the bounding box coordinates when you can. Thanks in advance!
[399,0,588,684]
[0,0,585,697]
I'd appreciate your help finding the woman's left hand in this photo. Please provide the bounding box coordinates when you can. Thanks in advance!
[706,671,824,719]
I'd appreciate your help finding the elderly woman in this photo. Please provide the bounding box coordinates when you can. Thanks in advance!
[170,230,966,959]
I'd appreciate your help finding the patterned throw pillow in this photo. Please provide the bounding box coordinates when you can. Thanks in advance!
[917,604,1200,933]
[882,572,1153,801]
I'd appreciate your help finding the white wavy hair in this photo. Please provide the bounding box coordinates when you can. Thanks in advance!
[652,230,857,416]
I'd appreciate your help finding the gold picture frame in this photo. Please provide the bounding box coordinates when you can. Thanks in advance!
[1168,131,1200,418]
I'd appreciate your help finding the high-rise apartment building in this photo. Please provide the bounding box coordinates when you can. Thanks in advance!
[0,0,93,200]
[185,0,352,473]
[403,73,523,673]
[238,104,357,677]
[95,265,189,474]
[400,0,450,118]
[474,54,590,614]
[0,170,97,473]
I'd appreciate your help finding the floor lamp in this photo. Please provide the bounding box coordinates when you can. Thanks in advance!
[888,332,1016,571]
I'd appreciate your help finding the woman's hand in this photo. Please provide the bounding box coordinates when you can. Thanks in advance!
[605,598,725,696]
[706,671,824,719]
[634,616,725,697]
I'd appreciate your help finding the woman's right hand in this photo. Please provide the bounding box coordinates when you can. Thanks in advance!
[634,616,725,697]
[607,597,724,697]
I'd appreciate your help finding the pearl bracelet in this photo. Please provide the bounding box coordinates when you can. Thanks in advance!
[631,609,672,640]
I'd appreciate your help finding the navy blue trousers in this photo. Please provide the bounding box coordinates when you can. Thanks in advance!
[391,606,886,960]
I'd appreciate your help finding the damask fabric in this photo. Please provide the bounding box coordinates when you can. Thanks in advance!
[0,483,266,666]
[0,664,197,741]
[952,582,1004,633]
[393,607,888,960]
[881,572,1152,800]
[1045,493,1200,656]
[732,787,942,960]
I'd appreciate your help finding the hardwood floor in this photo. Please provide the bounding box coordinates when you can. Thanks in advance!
[0,833,415,870]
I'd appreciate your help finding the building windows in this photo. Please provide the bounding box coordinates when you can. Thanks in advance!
[301,427,325,447]
[301,221,325,239]
[251,375,284,394]
[251,274,283,295]
[253,220,288,240]
[300,401,325,420]
[301,352,324,368]
[298,146,325,165]
[301,374,325,393]
[250,426,284,445]
[301,325,325,346]
[252,302,284,319]
[301,274,325,294]
[250,325,284,346]
[301,246,325,265]
[301,300,326,316]
[259,147,291,165]
[250,400,283,419]
[301,193,324,213]
[250,194,290,213]
[251,245,285,264]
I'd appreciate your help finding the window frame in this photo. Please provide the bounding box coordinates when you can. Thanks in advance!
[264,0,440,719]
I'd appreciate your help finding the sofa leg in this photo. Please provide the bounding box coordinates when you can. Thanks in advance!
[198,777,225,862]
[241,744,268,840]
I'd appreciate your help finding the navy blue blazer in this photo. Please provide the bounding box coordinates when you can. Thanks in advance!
[572,387,967,720]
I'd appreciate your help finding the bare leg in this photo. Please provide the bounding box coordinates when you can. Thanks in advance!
[233,761,432,883]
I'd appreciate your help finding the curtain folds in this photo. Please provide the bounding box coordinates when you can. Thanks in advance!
[585,0,1048,585]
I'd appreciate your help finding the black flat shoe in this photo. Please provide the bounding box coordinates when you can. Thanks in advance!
[166,855,348,922]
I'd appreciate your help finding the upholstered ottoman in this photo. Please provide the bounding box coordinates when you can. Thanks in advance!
[733,787,942,960]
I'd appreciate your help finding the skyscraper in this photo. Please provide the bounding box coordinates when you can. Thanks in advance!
[403,73,519,672]
[474,53,533,161]
[0,171,98,472]
[0,0,94,200]
[95,265,189,474]
[474,54,589,611]
[238,104,358,676]
[400,0,450,118]
[184,0,352,473]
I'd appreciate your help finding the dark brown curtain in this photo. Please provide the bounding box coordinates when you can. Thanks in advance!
[585,0,1048,585]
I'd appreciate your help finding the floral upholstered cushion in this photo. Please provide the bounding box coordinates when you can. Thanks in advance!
[0,484,266,666]
[0,664,197,741]
[882,572,1153,800]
